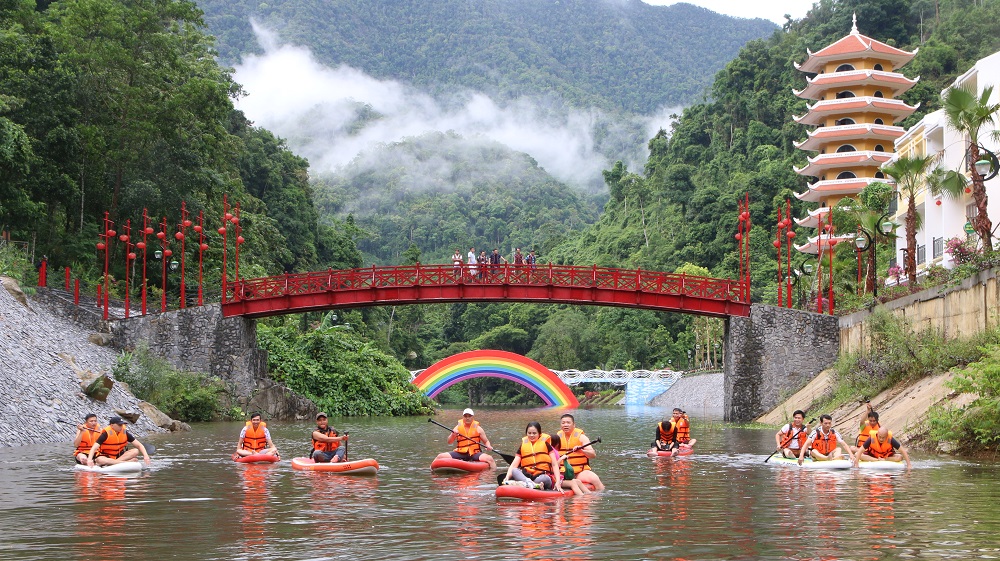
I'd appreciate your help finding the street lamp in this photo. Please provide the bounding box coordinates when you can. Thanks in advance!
[974,145,999,181]
[686,349,692,369]
[854,219,895,299]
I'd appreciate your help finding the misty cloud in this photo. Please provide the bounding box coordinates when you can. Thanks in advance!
[232,23,678,193]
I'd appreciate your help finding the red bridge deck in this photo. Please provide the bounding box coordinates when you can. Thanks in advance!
[222,263,751,319]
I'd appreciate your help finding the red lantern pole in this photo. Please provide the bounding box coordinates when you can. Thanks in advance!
[195,210,206,306]
[119,220,135,319]
[233,202,242,284]
[97,212,115,321]
[744,193,752,301]
[65,266,70,290]
[785,200,794,308]
[139,209,153,315]
[176,201,191,309]
[774,208,784,306]
[220,195,231,304]
[157,217,172,312]
[816,213,824,314]
[828,226,836,316]
[856,225,863,296]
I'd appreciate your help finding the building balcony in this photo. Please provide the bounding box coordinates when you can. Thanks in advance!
[795,150,894,177]
[794,69,919,100]
[795,123,905,151]
[793,97,919,126]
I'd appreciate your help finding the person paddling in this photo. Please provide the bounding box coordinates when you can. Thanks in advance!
[647,409,682,457]
[311,413,348,463]
[73,413,101,464]
[675,410,697,452]
[235,412,279,459]
[798,414,850,465]
[775,410,809,459]
[86,416,152,467]
[854,426,912,468]
[852,404,880,454]
[553,413,604,494]
[433,408,497,469]
[502,422,561,490]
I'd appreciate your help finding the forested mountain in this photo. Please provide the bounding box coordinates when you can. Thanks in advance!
[194,0,777,114]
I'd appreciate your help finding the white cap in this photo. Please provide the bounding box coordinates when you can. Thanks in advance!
[462,408,475,416]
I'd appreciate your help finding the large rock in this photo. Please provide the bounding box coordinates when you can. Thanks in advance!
[138,401,174,429]
[88,333,114,346]
[247,383,318,421]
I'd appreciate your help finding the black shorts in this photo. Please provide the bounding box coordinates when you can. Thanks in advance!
[448,451,484,462]
[652,441,679,451]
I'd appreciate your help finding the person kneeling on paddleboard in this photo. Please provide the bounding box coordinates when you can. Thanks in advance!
[676,409,697,452]
[433,408,497,469]
[775,410,809,459]
[502,422,561,490]
[311,413,348,463]
[235,412,279,459]
[647,409,681,457]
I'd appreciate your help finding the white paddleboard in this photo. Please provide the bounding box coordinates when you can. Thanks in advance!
[771,456,852,470]
[74,461,144,474]
[858,459,906,471]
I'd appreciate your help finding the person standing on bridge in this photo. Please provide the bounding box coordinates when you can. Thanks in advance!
[478,250,488,280]
[452,249,463,279]
[489,248,506,278]
[467,246,478,280]
[512,247,523,266]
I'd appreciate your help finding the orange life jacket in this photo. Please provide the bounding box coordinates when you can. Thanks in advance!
[242,421,268,452]
[74,428,98,458]
[811,428,839,455]
[856,422,880,447]
[454,421,482,456]
[657,421,677,443]
[676,415,692,444]
[519,434,553,477]
[97,426,129,459]
[779,423,808,449]
[312,426,340,452]
[865,430,895,459]
[554,428,591,475]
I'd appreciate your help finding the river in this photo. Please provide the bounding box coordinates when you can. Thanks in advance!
[2,407,998,560]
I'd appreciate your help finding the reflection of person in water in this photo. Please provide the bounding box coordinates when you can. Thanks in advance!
[240,465,271,552]
[863,474,897,546]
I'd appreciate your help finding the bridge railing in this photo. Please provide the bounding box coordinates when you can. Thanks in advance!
[226,263,749,304]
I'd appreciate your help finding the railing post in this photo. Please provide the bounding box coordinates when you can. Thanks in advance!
[284,272,289,295]
[328,268,333,290]
[65,266,70,290]
[548,262,553,284]
[635,267,641,289]
[74,279,80,305]
[592,264,597,286]
[504,262,509,283]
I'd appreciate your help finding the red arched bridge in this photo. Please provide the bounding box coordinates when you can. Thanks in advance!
[221,263,750,319]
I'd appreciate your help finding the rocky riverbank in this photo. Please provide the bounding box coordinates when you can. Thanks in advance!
[0,276,167,448]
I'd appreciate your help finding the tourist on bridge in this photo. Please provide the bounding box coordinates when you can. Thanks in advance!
[478,250,488,280]
[854,426,912,468]
[502,421,561,490]
[235,412,278,459]
[311,413,348,463]
[798,414,851,465]
[489,248,506,277]
[73,413,101,464]
[647,409,683,457]
[553,413,604,494]
[86,416,152,467]
[452,249,463,279]
[434,408,497,469]
[467,247,478,279]
[775,410,809,459]
[512,247,523,265]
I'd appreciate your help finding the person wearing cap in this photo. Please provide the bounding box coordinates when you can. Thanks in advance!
[73,413,101,464]
[235,412,279,459]
[433,408,496,469]
[86,416,152,467]
[311,413,348,463]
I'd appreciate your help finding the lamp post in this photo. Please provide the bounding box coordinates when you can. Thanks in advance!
[687,349,692,370]
[96,212,115,321]
[156,217,172,312]
[974,146,999,181]
[195,210,207,306]
[176,201,191,309]
[139,209,153,315]
[118,220,135,319]
[854,218,895,299]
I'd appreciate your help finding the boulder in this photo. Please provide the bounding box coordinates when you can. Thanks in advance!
[83,375,113,401]
[88,333,114,346]
[115,410,141,423]
[138,401,174,429]
[167,420,191,432]
[247,383,318,421]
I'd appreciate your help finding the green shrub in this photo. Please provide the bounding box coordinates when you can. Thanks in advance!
[114,346,224,422]
[928,344,1000,450]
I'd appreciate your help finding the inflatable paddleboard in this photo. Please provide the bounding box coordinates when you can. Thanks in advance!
[430,457,491,473]
[290,457,379,475]
[235,453,280,464]
[74,461,143,474]
[495,484,573,501]
[771,456,852,470]
[858,459,906,471]
[652,446,694,458]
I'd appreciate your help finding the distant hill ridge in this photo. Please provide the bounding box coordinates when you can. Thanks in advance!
[195,0,777,114]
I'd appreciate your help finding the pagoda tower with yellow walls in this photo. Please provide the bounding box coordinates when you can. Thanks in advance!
[792,15,919,256]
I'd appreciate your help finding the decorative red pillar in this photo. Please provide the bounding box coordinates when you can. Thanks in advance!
[195,210,207,306]
[119,220,134,319]
[785,199,794,308]
[176,201,191,309]
[219,195,230,304]
[774,207,783,306]
[816,212,824,314]
[97,212,115,321]
[233,202,243,285]
[157,217,172,312]
[139,209,153,316]
[828,226,837,316]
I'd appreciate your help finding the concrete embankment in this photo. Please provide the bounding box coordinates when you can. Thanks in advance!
[0,277,162,447]
[649,372,725,418]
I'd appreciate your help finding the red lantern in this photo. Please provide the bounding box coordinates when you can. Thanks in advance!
[144,227,154,234]
[96,242,105,250]
[772,240,781,248]
[231,217,239,225]
[200,243,209,251]
[164,249,173,257]
[217,227,226,235]
[193,225,202,233]
[829,239,839,247]
[236,235,245,244]
[136,242,146,250]
[118,234,127,242]
[786,231,796,239]
[175,232,184,240]
[107,229,116,237]
[734,233,742,241]
[225,213,233,221]
[183,219,192,227]
[156,231,166,240]
[128,252,136,260]
[965,187,972,193]
[936,200,942,206]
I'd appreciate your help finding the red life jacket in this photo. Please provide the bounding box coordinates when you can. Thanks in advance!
[811,428,839,455]
[242,422,268,452]
[779,423,808,449]
[865,431,896,459]
[312,426,340,452]
[519,434,553,477]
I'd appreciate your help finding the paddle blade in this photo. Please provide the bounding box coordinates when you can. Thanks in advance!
[495,450,516,465]
[496,473,506,486]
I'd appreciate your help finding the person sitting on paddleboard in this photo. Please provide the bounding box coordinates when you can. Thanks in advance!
[553,413,604,495]
[798,414,850,465]
[676,409,697,451]
[73,413,101,464]
[854,426,912,468]
[775,410,809,459]
[86,416,152,467]
[433,408,497,469]
[647,409,682,457]
[502,421,561,490]
[311,413,348,463]
[852,403,880,454]
[235,412,279,459]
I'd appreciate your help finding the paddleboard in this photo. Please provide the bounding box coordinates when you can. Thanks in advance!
[770,456,852,470]
[234,453,280,464]
[652,446,694,458]
[74,461,144,474]
[495,484,573,501]
[430,457,491,473]
[290,457,379,475]
[858,459,906,471]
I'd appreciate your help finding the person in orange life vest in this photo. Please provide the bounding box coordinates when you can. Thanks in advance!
[852,404,880,454]
[647,409,682,457]
[775,410,809,459]
[235,412,278,458]
[311,413,348,463]
[86,416,151,467]
[74,413,101,464]
[798,414,850,465]
[854,426,911,468]
[502,421,561,490]
[676,409,697,451]
[433,408,497,469]
[554,413,604,495]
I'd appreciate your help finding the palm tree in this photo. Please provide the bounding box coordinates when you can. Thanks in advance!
[882,155,940,286]
[832,182,896,296]
[943,84,1000,252]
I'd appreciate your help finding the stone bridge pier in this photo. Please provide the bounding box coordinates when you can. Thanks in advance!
[723,304,840,422]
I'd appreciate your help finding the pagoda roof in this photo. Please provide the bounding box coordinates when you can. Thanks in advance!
[794,70,919,100]
[794,206,832,229]
[793,97,919,126]
[794,123,905,151]
[796,18,917,74]
[795,234,856,255]
[794,177,888,203]
[795,151,894,178]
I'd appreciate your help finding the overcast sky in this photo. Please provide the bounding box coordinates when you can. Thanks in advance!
[642,0,814,26]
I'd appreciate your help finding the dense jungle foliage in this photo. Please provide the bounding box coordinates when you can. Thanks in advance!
[193,0,777,114]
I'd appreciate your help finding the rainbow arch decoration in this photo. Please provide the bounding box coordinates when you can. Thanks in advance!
[412,350,579,408]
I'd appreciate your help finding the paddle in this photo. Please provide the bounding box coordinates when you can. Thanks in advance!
[60,418,156,456]
[764,418,815,463]
[496,437,603,486]
[428,418,515,464]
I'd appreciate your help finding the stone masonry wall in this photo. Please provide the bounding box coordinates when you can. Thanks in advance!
[725,304,840,422]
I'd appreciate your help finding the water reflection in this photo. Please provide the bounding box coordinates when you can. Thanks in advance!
[73,472,129,561]
[238,464,274,555]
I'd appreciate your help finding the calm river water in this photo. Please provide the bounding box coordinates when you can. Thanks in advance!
[2,407,998,561]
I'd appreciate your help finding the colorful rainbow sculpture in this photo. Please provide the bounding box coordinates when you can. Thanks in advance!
[412,350,579,408]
